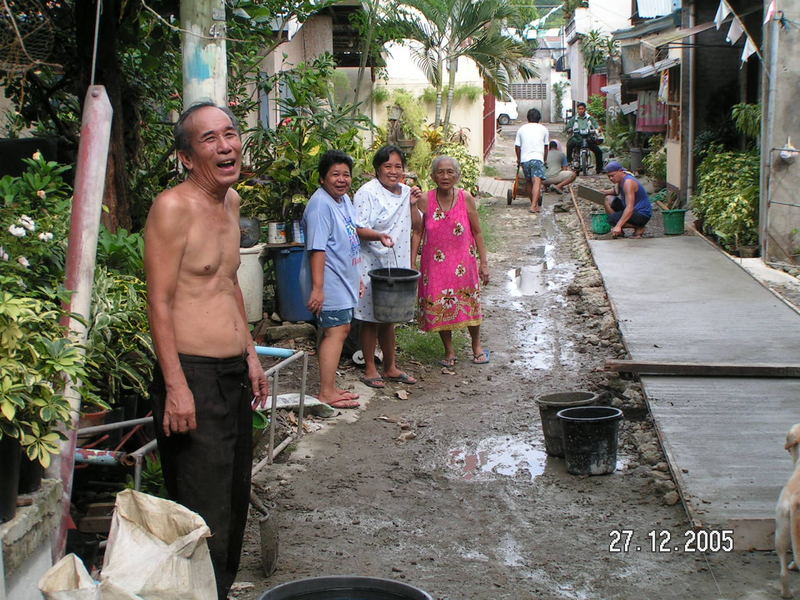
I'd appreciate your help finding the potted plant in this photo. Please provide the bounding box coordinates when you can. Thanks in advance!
[642,134,667,190]
[0,154,109,515]
[239,55,372,321]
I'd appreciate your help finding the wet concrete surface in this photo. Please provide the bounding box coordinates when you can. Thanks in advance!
[235,127,783,600]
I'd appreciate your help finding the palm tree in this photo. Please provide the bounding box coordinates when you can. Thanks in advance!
[387,0,537,129]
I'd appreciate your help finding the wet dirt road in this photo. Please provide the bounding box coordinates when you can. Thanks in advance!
[235,127,781,600]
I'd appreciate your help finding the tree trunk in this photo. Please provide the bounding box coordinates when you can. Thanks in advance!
[353,0,378,106]
[181,0,228,107]
[443,56,458,131]
[74,0,133,232]
[434,60,444,127]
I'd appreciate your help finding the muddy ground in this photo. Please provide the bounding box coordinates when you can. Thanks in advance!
[234,126,783,600]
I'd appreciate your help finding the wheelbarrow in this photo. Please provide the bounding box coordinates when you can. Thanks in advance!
[507,165,542,207]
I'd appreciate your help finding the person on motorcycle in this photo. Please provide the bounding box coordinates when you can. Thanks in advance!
[565,102,603,173]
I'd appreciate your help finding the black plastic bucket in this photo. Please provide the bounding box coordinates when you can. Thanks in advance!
[368,268,421,323]
[536,391,598,457]
[0,435,21,523]
[557,406,623,475]
[258,576,433,600]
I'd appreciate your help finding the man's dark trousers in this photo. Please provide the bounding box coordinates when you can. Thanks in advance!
[151,353,252,600]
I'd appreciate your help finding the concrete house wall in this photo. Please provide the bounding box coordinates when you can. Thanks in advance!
[375,42,486,162]
[762,0,800,262]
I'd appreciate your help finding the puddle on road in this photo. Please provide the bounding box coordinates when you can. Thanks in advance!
[507,265,546,297]
[447,435,630,481]
[447,435,553,481]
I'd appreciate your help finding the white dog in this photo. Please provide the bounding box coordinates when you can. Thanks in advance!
[776,424,800,598]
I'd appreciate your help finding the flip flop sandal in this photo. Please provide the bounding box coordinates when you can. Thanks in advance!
[359,376,386,389]
[472,350,491,364]
[325,398,360,409]
[385,372,417,385]
[438,358,457,367]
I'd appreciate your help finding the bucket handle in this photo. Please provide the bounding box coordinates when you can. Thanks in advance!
[381,246,399,280]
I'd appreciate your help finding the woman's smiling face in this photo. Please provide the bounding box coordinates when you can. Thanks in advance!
[320,162,352,199]
[376,152,404,190]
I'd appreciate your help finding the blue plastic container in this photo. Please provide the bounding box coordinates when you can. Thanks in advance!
[272,246,314,322]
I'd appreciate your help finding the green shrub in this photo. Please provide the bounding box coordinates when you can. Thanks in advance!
[693,150,759,248]
[731,103,761,142]
[642,134,667,184]
[82,268,154,409]
[587,94,607,126]
[434,143,481,196]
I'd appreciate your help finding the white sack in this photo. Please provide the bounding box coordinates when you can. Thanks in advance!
[39,554,140,600]
[100,489,216,600]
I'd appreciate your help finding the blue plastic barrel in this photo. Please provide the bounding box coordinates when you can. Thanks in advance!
[272,246,314,322]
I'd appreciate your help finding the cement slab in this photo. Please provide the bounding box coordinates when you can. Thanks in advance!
[589,235,800,550]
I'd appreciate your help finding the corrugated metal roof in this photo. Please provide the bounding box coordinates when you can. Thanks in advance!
[613,13,676,40]
[627,56,680,78]
[641,21,716,48]
[637,0,675,18]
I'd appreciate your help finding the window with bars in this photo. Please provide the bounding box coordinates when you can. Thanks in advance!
[511,83,547,100]
[665,66,680,141]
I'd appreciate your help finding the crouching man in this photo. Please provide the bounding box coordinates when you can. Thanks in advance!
[602,161,651,238]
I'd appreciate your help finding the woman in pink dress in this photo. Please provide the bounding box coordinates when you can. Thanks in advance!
[412,156,490,366]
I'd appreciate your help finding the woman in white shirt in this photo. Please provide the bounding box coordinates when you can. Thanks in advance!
[353,145,422,388]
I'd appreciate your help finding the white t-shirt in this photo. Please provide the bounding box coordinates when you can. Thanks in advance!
[352,177,412,322]
[515,123,549,163]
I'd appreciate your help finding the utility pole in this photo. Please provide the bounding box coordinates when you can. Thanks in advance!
[181,0,228,108]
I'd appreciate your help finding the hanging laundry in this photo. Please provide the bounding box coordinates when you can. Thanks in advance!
[636,91,667,132]
[726,16,744,43]
[741,36,757,62]
[714,0,732,29]
[657,70,669,104]
[764,0,777,24]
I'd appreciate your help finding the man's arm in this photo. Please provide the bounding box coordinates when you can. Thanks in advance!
[144,192,195,436]
[515,144,521,166]
[227,189,268,409]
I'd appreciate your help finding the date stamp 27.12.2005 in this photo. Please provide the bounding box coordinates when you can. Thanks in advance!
[608,529,734,553]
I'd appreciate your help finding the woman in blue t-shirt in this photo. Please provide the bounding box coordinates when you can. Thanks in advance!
[302,150,393,409]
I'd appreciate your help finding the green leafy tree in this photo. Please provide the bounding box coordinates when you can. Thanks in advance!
[386,0,537,129]
[580,30,617,74]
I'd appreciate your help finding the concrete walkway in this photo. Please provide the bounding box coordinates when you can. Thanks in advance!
[589,235,800,550]
[478,175,512,200]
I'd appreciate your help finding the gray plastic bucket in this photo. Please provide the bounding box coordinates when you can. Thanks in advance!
[558,406,623,476]
[258,576,433,600]
[536,391,598,457]
[368,267,421,323]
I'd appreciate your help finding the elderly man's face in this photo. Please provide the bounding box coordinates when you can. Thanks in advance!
[607,170,624,184]
[179,106,242,189]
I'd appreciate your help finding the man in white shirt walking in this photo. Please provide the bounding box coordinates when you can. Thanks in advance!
[514,108,549,213]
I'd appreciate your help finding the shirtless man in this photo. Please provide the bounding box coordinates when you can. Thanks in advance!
[144,102,268,600]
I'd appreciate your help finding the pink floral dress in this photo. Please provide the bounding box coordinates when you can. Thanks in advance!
[418,188,482,332]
